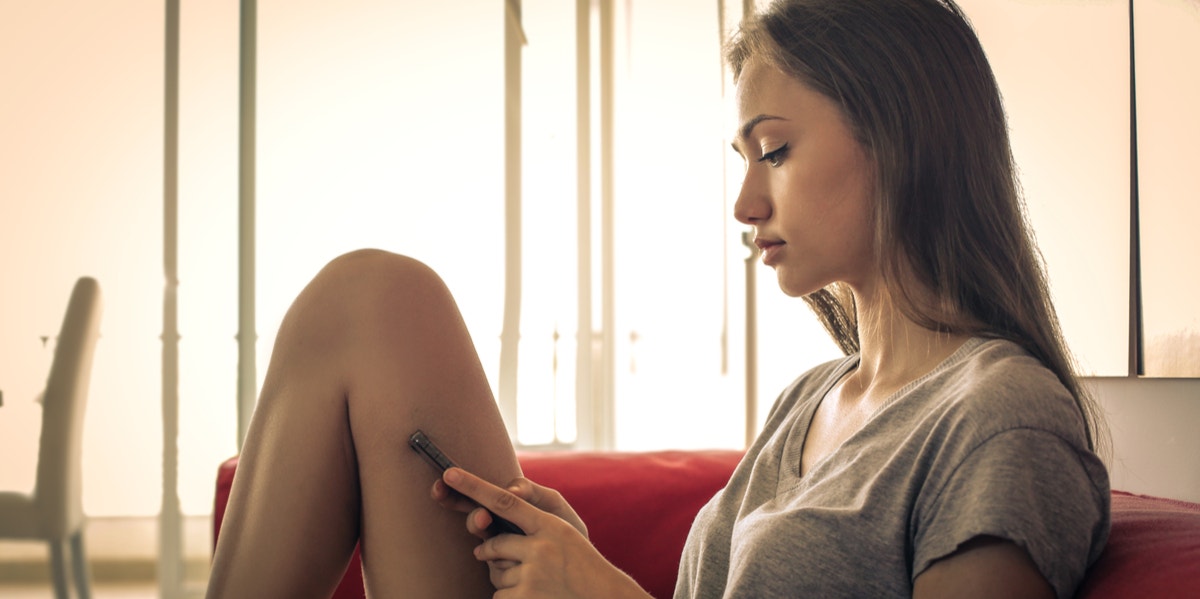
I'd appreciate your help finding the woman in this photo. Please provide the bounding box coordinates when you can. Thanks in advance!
[208,0,1110,597]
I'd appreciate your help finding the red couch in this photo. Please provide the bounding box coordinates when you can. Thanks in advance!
[213,451,1200,598]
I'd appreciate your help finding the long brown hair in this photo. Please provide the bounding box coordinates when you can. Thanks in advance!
[727,0,1107,453]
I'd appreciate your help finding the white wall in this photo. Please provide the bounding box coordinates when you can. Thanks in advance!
[1092,377,1200,503]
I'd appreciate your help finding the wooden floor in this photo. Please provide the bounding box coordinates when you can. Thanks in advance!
[0,581,207,598]
[0,582,158,598]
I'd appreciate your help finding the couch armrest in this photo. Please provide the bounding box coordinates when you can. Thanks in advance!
[1077,490,1200,598]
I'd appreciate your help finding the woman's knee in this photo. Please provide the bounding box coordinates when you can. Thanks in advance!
[275,250,451,351]
[322,249,444,290]
[311,249,468,343]
[313,249,453,310]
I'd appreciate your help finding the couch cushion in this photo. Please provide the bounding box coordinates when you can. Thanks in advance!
[1077,490,1200,598]
[519,450,744,599]
[214,450,744,599]
[215,457,370,598]
[216,455,1200,598]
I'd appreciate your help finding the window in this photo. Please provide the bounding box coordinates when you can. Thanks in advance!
[512,0,744,450]
[1134,0,1200,377]
[962,0,1132,376]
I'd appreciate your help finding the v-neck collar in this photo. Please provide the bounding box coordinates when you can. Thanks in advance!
[781,337,986,483]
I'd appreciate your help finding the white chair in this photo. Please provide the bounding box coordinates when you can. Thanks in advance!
[0,277,102,599]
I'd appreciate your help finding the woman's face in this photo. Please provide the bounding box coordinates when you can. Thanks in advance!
[732,59,877,298]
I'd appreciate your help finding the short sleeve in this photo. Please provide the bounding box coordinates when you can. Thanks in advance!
[912,428,1110,599]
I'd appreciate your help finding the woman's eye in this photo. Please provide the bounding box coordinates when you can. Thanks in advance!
[756,143,788,168]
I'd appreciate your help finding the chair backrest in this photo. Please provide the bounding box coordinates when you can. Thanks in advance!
[35,277,102,537]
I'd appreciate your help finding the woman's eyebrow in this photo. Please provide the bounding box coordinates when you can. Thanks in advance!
[738,114,787,142]
[731,114,787,156]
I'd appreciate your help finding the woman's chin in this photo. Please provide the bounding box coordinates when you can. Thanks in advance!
[775,274,818,298]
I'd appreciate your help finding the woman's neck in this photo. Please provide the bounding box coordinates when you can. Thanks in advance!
[845,285,970,400]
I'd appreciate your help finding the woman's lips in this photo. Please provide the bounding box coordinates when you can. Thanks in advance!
[754,238,785,266]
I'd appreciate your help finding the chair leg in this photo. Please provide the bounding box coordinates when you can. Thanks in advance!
[48,539,70,599]
[70,530,92,599]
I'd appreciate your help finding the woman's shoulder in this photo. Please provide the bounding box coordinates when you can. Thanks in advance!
[924,337,1088,448]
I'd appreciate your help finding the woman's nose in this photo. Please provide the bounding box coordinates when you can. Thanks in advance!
[733,171,771,225]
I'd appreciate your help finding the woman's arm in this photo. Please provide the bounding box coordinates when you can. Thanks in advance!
[913,536,1055,599]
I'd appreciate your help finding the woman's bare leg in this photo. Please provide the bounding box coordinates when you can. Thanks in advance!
[208,249,520,598]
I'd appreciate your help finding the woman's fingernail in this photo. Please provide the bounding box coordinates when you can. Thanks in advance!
[444,468,462,483]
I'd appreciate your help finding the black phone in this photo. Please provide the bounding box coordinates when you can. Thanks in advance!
[409,429,525,536]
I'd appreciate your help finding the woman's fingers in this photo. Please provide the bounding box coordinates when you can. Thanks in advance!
[467,506,502,539]
[436,468,588,542]
[430,479,478,514]
[473,531,526,563]
[489,560,522,589]
[505,478,588,539]
[443,467,541,536]
[453,475,649,599]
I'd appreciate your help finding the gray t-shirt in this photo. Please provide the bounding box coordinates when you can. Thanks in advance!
[675,338,1110,599]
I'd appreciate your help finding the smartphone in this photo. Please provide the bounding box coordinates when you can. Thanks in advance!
[409,429,525,536]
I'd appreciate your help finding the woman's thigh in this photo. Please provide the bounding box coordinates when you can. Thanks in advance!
[209,249,518,598]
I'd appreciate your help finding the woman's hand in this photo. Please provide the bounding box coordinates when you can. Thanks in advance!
[431,470,589,582]
[431,474,588,540]
[440,467,652,599]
